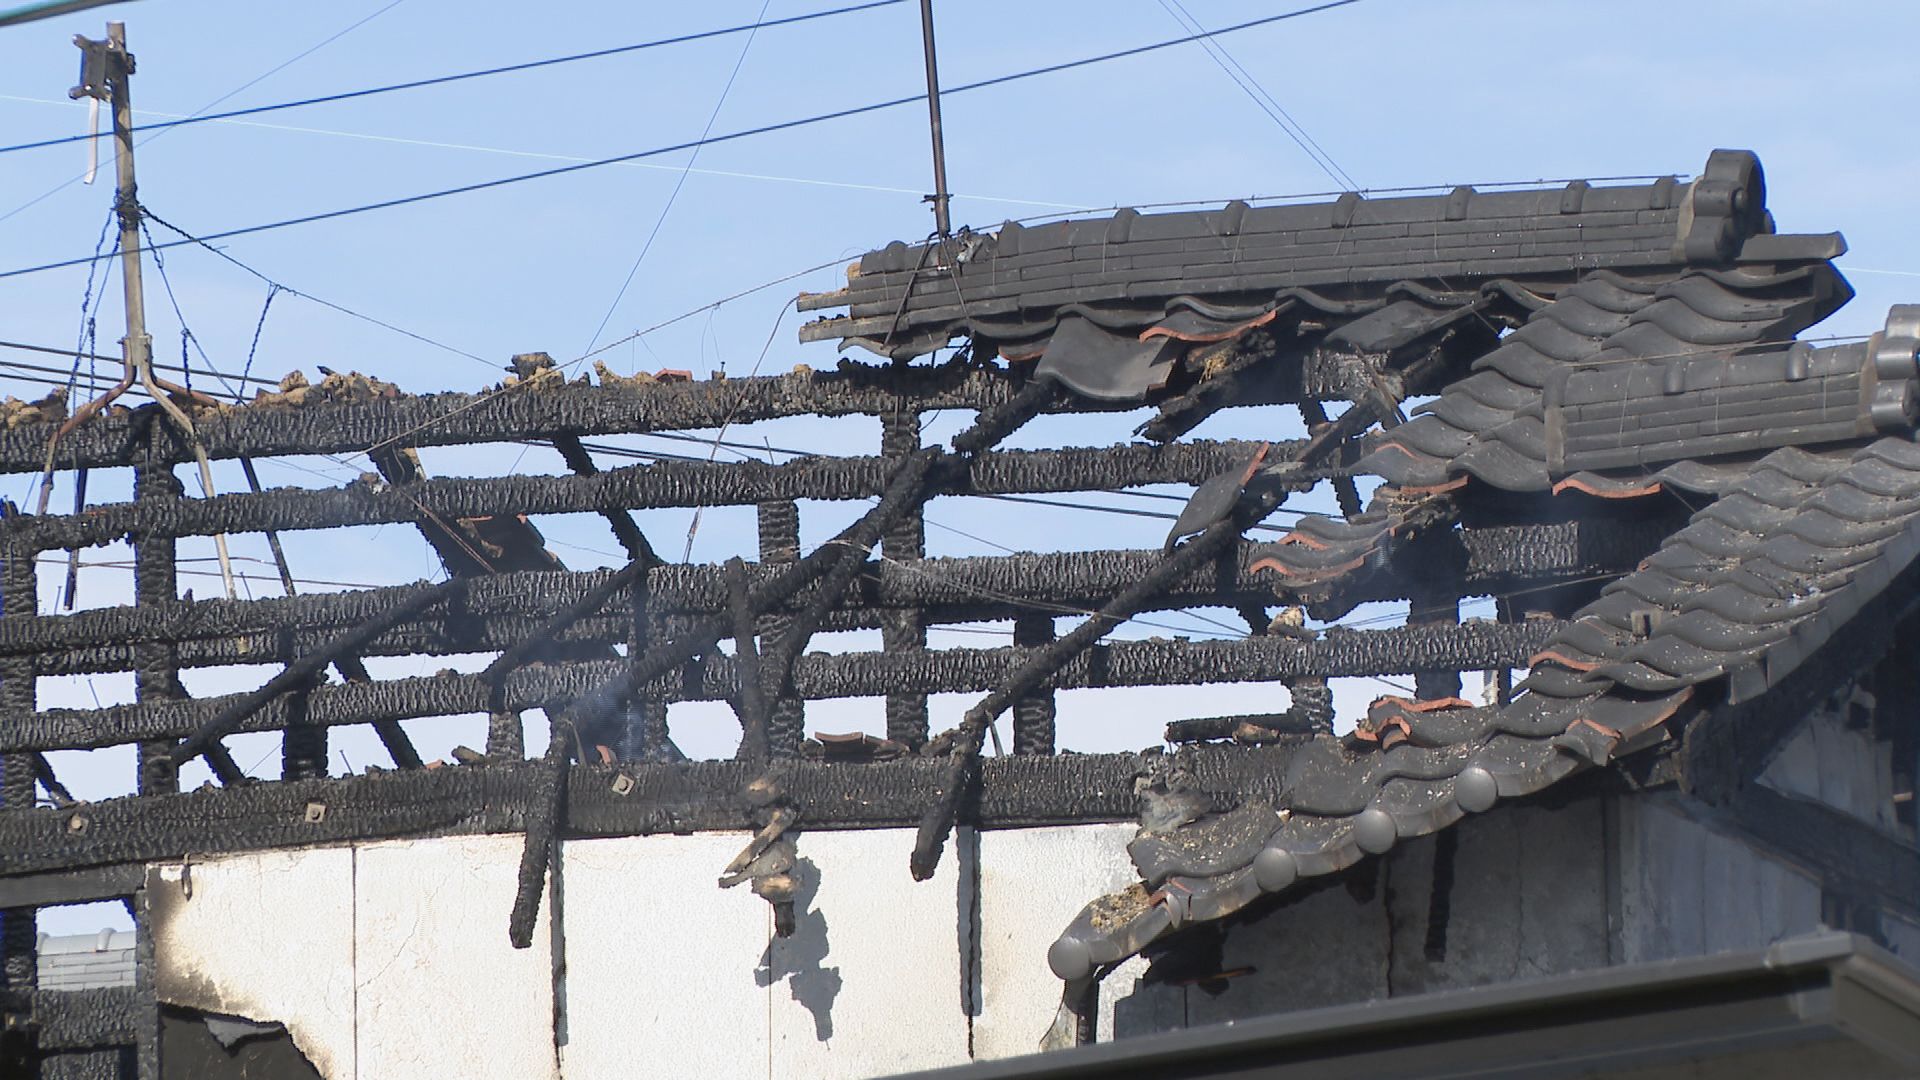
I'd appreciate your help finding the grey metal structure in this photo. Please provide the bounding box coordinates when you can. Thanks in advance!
[895,933,1920,1079]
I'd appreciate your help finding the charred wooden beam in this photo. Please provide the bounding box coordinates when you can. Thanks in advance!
[727,558,769,761]
[912,349,1456,879]
[5,621,1563,758]
[0,745,1301,877]
[167,580,459,768]
[0,535,37,1004]
[130,457,180,796]
[30,987,139,1052]
[508,737,567,949]
[0,362,1302,474]
[0,865,143,911]
[880,409,929,747]
[757,499,805,759]
[0,439,1281,553]
[1719,784,1920,924]
[549,432,659,566]
[1011,613,1057,756]
[0,517,1671,668]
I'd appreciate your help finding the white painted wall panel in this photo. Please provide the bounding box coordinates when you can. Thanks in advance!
[768,827,967,1079]
[147,849,356,1079]
[354,835,559,1080]
[556,833,771,1080]
[974,823,1139,1060]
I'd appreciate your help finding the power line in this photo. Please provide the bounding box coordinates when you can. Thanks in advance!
[138,207,493,368]
[0,0,1365,283]
[0,93,1091,212]
[0,1,908,158]
[0,0,410,224]
[1157,0,1359,190]
[584,0,774,354]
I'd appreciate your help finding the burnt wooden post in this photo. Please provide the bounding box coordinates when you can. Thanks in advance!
[1408,532,1465,702]
[282,687,327,779]
[757,499,805,757]
[881,410,929,747]
[132,442,180,795]
[1289,676,1335,735]
[623,570,672,762]
[1011,613,1056,754]
[0,526,37,1034]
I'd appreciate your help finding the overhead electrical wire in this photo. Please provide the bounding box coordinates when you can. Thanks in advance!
[0,94,1091,212]
[0,0,1365,283]
[1156,0,1359,190]
[0,0,411,224]
[0,0,909,158]
[583,0,774,354]
[138,206,493,368]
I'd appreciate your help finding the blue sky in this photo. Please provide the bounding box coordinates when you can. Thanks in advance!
[5,0,1918,932]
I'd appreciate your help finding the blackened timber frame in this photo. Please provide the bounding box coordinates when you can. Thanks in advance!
[0,513,1675,676]
[0,746,1304,880]
[0,299,1653,1059]
[3,621,1565,755]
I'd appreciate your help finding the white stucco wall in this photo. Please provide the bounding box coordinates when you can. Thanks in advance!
[150,826,1066,1080]
[149,848,358,1079]
[974,823,1138,1059]
[150,837,561,1080]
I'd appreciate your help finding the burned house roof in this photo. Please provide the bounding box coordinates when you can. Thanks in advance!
[5,146,1918,1071]
[797,149,1838,361]
[796,148,1920,1019]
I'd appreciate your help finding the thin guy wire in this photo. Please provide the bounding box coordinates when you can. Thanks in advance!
[24,211,116,512]
[242,285,285,387]
[140,219,247,402]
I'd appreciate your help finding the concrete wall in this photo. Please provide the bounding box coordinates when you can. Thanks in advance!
[1614,792,1823,963]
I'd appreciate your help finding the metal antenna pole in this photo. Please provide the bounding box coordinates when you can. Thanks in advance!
[917,0,951,238]
[102,22,239,599]
[104,23,150,400]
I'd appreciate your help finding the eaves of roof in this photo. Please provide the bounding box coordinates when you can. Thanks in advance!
[893,932,1920,1080]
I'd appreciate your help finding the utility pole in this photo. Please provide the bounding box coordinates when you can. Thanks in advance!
[66,22,238,599]
[101,23,150,408]
[917,0,951,238]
